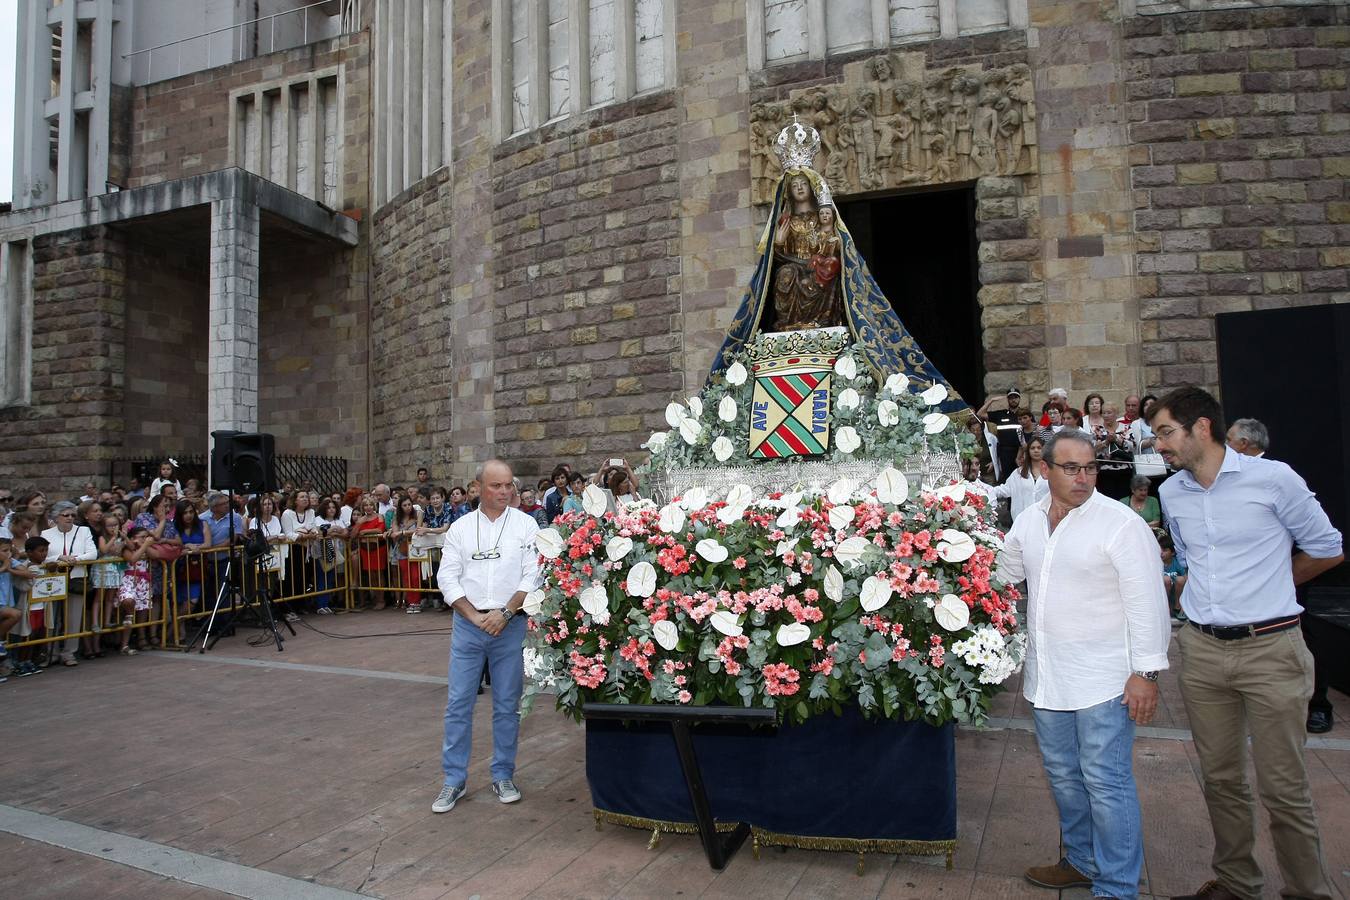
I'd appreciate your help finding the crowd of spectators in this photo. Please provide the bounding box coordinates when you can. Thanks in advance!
[0,456,646,681]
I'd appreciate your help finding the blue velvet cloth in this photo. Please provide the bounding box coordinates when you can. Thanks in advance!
[586,706,956,845]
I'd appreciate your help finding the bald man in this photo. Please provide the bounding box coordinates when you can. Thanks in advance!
[432,460,541,813]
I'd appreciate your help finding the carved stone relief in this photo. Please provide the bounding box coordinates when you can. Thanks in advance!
[750,52,1037,204]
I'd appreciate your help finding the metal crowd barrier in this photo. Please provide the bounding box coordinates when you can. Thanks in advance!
[4,557,172,662]
[4,533,450,666]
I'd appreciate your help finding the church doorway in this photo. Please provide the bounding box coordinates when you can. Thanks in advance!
[837,185,983,404]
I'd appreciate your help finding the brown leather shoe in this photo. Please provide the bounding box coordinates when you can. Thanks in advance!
[1172,880,1241,900]
[1024,857,1091,889]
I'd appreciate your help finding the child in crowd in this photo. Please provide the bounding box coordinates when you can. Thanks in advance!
[117,526,154,655]
[0,538,23,681]
[1159,533,1188,623]
[93,515,127,645]
[10,536,49,676]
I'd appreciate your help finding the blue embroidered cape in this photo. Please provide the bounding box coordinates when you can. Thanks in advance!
[708,168,967,413]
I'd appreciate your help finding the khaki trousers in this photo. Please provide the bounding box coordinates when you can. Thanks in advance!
[1176,624,1332,900]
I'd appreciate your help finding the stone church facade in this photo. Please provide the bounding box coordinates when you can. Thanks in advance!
[1,0,1346,493]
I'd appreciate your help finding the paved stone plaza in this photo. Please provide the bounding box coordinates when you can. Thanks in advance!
[0,612,1345,900]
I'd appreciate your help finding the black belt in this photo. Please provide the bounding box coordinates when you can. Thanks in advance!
[1189,615,1300,641]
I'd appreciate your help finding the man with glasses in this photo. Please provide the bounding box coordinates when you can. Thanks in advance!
[1152,387,1341,900]
[432,459,541,814]
[1001,431,1170,900]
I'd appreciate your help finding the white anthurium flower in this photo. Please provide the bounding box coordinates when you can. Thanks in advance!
[885,373,910,395]
[828,478,856,506]
[718,395,737,422]
[710,611,744,637]
[679,417,703,445]
[837,387,860,411]
[776,622,812,647]
[658,503,686,534]
[712,435,735,463]
[937,529,977,563]
[625,560,658,598]
[828,504,855,531]
[522,589,545,617]
[665,402,688,428]
[934,482,968,503]
[725,361,748,386]
[775,539,796,558]
[835,426,861,455]
[695,538,729,563]
[934,593,971,631]
[645,431,668,452]
[921,383,949,406]
[923,412,951,435]
[779,490,804,510]
[687,396,704,419]
[722,484,754,511]
[579,583,609,619]
[877,400,900,427]
[605,536,634,562]
[833,536,870,569]
[860,575,894,612]
[582,483,608,518]
[776,505,801,529]
[875,467,910,505]
[834,355,858,381]
[652,619,679,651]
[535,528,565,560]
[681,486,709,512]
[824,565,845,602]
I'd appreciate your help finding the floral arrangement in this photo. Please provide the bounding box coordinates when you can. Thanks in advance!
[643,342,970,470]
[522,470,1025,728]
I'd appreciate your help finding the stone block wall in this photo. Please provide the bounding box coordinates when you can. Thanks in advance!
[488,94,684,483]
[259,240,369,481]
[122,241,209,459]
[0,228,126,494]
[368,170,453,486]
[1125,4,1350,393]
[128,32,371,214]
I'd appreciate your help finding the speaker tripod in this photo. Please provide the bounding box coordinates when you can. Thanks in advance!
[182,487,292,653]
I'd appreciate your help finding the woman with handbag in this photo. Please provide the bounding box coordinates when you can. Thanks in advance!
[311,499,347,614]
[41,501,100,666]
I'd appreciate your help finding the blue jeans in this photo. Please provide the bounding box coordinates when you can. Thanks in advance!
[1033,695,1142,900]
[313,566,334,609]
[441,610,526,788]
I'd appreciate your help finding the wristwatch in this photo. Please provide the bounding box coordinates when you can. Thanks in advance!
[499,607,515,621]
[1133,670,1159,682]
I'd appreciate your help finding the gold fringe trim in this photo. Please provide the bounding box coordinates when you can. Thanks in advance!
[750,827,957,870]
[592,809,739,836]
[593,809,956,870]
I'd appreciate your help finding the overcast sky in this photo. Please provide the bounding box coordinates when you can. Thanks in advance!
[1,0,16,205]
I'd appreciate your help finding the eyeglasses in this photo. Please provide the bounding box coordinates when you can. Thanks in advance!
[57,512,76,518]
[1048,462,1101,476]
[471,549,502,561]
[0,496,11,502]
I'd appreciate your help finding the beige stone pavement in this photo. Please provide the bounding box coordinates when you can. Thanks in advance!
[0,610,1346,900]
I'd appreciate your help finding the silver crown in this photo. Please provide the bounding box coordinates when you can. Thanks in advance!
[816,178,833,209]
[773,115,821,171]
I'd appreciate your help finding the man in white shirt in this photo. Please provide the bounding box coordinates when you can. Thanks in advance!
[1001,431,1171,900]
[432,459,541,814]
[1225,417,1268,459]
[373,483,393,518]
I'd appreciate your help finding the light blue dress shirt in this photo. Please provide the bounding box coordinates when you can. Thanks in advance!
[1159,446,1342,626]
